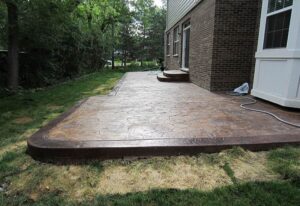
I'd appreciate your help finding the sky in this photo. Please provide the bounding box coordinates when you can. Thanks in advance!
[154,0,163,8]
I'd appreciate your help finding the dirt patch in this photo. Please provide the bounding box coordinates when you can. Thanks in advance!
[13,116,33,124]
[227,151,279,182]
[5,150,282,201]
[96,156,231,195]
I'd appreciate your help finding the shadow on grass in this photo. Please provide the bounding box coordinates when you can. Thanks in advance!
[1,181,299,206]
[268,146,300,185]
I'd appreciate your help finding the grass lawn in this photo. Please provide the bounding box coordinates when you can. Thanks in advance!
[0,70,300,206]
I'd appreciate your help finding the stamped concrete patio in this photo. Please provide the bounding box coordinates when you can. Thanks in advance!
[28,72,300,159]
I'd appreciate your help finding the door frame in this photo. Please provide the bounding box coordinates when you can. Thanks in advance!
[181,25,191,71]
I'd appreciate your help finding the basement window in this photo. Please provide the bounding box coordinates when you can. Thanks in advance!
[173,26,179,56]
[264,0,292,49]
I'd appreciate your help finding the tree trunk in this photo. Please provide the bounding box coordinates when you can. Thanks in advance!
[140,26,146,67]
[111,22,115,70]
[124,51,127,68]
[6,2,19,90]
[121,54,124,67]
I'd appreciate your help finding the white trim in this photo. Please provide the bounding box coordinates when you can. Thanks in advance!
[181,27,190,69]
[252,89,300,108]
[181,67,189,73]
[173,26,180,55]
[252,0,300,108]
[256,49,300,59]
[166,32,171,56]
[183,25,191,31]
[266,6,292,16]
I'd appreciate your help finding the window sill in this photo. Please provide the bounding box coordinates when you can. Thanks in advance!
[256,49,300,59]
[173,54,179,57]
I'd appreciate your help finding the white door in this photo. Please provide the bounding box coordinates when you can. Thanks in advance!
[182,23,190,70]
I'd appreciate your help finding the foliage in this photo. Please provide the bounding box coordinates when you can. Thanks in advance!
[0,0,166,88]
[130,0,166,65]
[0,3,6,49]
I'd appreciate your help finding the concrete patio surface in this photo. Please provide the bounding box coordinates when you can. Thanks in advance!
[28,72,300,159]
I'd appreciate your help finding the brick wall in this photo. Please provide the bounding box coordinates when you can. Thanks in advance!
[165,0,261,91]
[165,0,216,90]
[211,0,260,91]
[189,0,216,90]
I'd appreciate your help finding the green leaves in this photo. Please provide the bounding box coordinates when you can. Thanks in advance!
[0,0,165,88]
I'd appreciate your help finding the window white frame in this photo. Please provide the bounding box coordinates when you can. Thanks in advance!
[181,24,191,70]
[166,33,171,56]
[173,26,179,56]
[263,1,293,49]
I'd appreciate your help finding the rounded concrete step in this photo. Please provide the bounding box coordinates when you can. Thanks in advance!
[157,73,189,82]
[157,73,173,82]
[163,70,189,79]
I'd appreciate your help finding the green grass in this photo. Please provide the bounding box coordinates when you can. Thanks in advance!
[0,70,123,180]
[268,147,300,185]
[0,70,299,205]
[1,181,299,206]
[0,70,123,148]
[222,162,238,184]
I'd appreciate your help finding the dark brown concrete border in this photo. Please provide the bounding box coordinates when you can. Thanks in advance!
[28,107,300,160]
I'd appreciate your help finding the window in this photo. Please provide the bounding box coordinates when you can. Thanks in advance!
[183,21,190,29]
[173,27,179,56]
[264,0,293,49]
[268,0,293,13]
[166,33,170,56]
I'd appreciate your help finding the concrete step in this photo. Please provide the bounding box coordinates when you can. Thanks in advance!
[157,73,175,82]
[163,70,189,79]
[157,73,189,82]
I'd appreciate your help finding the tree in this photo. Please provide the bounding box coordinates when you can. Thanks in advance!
[147,7,166,60]
[131,0,155,66]
[109,0,131,69]
[117,0,133,67]
[130,0,165,65]
[0,0,166,89]
[2,0,19,90]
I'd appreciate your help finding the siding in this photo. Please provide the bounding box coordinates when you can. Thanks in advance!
[167,0,201,30]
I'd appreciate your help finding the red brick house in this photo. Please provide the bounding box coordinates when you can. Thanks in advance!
[160,0,300,108]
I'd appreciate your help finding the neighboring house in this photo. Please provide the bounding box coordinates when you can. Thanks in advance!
[162,0,300,108]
